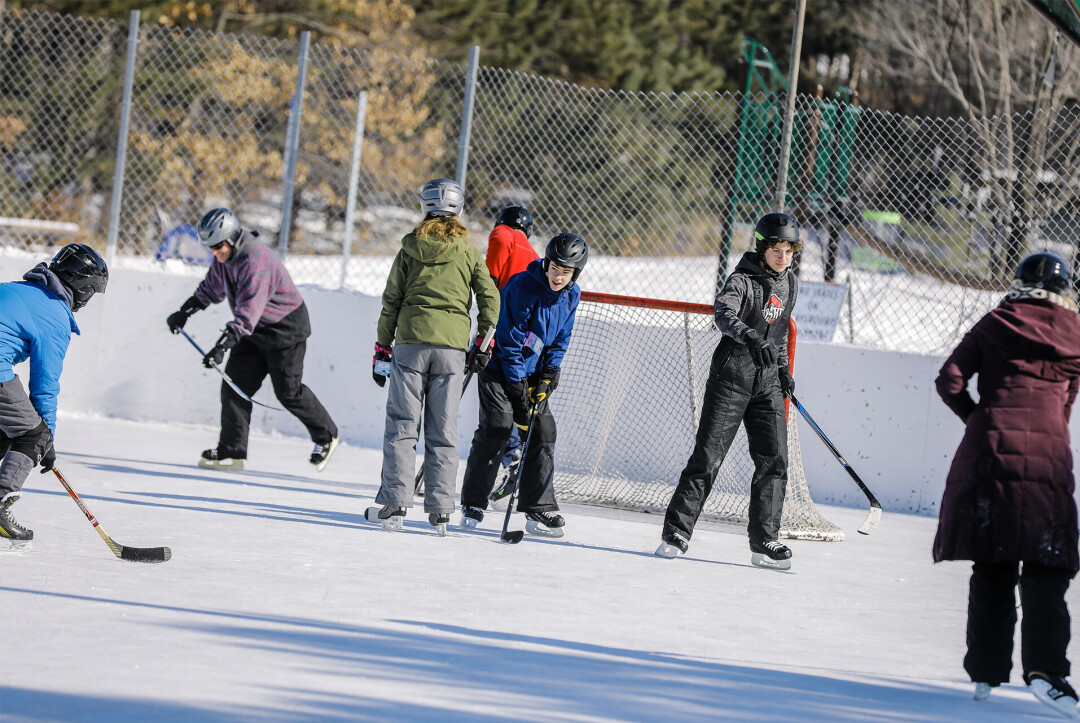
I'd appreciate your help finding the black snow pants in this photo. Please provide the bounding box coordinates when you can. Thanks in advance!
[459,367,558,513]
[663,339,788,548]
[964,561,1073,685]
[217,305,337,458]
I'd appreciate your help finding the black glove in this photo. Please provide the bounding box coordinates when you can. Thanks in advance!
[779,369,795,399]
[744,331,777,370]
[372,342,393,387]
[38,441,55,474]
[167,296,205,333]
[529,366,561,404]
[506,380,531,430]
[203,327,240,369]
[466,333,493,374]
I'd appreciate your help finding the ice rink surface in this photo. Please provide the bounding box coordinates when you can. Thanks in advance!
[1,414,1076,722]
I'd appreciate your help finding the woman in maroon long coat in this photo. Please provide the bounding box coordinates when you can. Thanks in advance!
[934,252,1080,716]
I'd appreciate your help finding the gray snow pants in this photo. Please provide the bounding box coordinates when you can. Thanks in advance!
[0,376,50,495]
[376,343,465,514]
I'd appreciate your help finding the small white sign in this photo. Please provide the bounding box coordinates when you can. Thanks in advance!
[794,281,847,342]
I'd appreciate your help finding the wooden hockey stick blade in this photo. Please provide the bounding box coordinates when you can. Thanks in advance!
[53,468,172,563]
[500,530,524,544]
[175,328,284,411]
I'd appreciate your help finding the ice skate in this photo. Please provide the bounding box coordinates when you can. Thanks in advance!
[750,540,792,570]
[198,449,243,471]
[365,505,406,531]
[524,510,565,538]
[428,512,450,536]
[1026,672,1079,718]
[459,506,484,530]
[973,682,993,701]
[488,457,519,510]
[0,492,33,547]
[655,530,689,559]
[310,437,339,472]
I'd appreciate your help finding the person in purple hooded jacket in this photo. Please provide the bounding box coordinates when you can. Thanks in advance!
[934,252,1080,717]
[167,209,338,473]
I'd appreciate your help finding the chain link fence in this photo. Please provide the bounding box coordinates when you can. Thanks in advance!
[0,9,1076,355]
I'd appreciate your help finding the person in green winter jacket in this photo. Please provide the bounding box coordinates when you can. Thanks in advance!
[369,179,500,533]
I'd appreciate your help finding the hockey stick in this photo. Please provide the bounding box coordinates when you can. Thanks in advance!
[175,327,284,411]
[500,399,542,544]
[52,467,172,563]
[790,396,882,535]
[414,326,496,495]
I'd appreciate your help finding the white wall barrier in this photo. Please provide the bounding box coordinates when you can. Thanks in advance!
[5,254,1079,518]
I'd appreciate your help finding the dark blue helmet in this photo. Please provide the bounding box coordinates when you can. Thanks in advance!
[1016,252,1071,295]
[496,205,533,239]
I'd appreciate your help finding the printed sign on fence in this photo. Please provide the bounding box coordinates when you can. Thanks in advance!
[794,281,848,342]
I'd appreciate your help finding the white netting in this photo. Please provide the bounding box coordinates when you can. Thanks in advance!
[551,293,844,541]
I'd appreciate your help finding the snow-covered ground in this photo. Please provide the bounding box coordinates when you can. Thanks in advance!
[1,414,1074,722]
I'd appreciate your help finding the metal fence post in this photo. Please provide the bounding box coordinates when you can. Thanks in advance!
[774,0,807,213]
[104,9,140,265]
[340,90,368,289]
[454,45,481,197]
[279,30,311,257]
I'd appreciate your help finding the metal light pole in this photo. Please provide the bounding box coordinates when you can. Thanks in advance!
[774,0,807,213]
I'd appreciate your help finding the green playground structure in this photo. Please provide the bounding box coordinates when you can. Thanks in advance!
[720,39,862,286]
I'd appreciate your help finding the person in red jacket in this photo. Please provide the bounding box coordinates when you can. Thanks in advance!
[486,205,537,289]
[934,252,1080,718]
[484,206,539,502]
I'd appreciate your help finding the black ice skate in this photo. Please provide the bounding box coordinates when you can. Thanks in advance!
[365,505,406,531]
[1026,672,1079,719]
[488,449,522,511]
[310,437,339,472]
[655,530,689,559]
[459,506,484,530]
[750,540,792,570]
[0,492,33,551]
[198,448,244,471]
[428,512,450,536]
[525,510,565,538]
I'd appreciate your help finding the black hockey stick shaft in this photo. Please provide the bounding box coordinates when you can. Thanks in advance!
[500,399,541,544]
[791,395,882,535]
[52,467,171,563]
[175,327,284,411]
[414,326,496,495]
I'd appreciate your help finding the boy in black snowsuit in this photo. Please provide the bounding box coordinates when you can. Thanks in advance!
[657,212,801,569]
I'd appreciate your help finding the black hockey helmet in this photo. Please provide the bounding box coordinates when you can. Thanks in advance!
[496,205,534,239]
[1016,252,1071,295]
[754,212,802,255]
[49,243,108,311]
[544,232,588,283]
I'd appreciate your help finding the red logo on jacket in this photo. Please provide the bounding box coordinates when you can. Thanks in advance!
[762,295,783,324]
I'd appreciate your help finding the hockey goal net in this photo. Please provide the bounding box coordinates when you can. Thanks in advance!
[550,291,844,541]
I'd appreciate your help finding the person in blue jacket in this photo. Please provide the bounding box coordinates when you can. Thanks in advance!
[0,243,108,546]
[458,233,587,537]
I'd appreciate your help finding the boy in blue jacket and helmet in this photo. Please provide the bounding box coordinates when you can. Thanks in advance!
[0,243,108,547]
[459,232,588,537]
